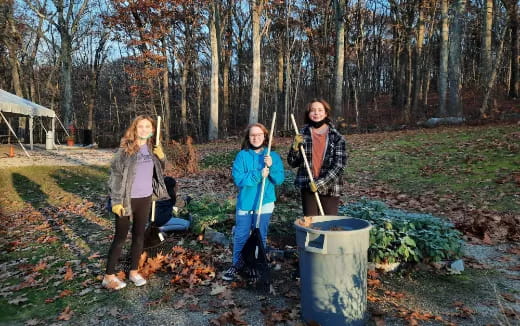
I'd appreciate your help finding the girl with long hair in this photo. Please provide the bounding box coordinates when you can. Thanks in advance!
[103,115,169,290]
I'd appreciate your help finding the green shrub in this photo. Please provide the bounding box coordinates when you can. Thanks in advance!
[340,200,463,264]
[200,150,239,169]
[185,197,236,234]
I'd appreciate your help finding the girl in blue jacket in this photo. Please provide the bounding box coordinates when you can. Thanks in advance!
[222,123,285,281]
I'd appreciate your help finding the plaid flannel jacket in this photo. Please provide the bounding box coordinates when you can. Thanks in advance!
[287,123,347,196]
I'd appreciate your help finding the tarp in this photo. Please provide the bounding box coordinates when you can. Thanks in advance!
[0,89,55,118]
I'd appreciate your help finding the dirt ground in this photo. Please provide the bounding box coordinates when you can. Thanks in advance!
[0,144,114,167]
[1,145,519,326]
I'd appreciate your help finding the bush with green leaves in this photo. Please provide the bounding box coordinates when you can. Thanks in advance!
[340,200,463,264]
[185,197,236,234]
[200,150,239,169]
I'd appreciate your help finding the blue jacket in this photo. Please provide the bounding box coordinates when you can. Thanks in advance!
[232,148,285,211]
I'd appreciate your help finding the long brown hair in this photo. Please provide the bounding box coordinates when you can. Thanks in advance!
[241,123,270,150]
[120,115,158,155]
[303,98,332,124]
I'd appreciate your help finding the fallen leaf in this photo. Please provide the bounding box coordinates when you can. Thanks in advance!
[32,262,47,272]
[173,299,187,309]
[64,266,74,281]
[57,306,73,321]
[108,307,119,317]
[210,283,227,296]
[501,293,518,303]
[59,289,73,298]
[87,252,101,260]
[482,232,493,245]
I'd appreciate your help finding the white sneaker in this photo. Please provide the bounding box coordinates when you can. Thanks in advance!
[129,273,147,286]
[102,276,127,290]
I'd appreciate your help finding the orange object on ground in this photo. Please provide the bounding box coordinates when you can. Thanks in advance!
[8,145,15,157]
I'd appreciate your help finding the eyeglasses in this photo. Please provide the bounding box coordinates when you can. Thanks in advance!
[249,133,264,138]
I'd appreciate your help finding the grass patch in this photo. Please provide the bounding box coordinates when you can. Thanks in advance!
[347,125,519,213]
[0,165,117,324]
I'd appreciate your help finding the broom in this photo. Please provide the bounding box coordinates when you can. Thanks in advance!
[290,114,324,216]
[144,116,166,250]
[238,112,276,290]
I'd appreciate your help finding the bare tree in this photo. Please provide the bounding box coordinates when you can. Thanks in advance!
[438,0,449,117]
[502,0,519,98]
[1,0,23,96]
[249,0,265,124]
[208,2,219,140]
[480,0,493,81]
[447,0,466,117]
[52,0,89,127]
[333,0,346,115]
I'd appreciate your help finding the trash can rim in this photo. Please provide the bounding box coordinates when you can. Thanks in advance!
[293,216,372,235]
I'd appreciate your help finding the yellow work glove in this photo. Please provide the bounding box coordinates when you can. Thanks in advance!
[152,145,165,160]
[111,204,125,217]
[309,181,318,193]
[292,134,304,151]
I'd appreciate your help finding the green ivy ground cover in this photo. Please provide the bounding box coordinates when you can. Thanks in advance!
[340,200,463,264]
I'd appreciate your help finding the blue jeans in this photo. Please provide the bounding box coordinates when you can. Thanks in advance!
[232,203,274,266]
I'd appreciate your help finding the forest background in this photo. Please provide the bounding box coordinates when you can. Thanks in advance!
[0,0,518,145]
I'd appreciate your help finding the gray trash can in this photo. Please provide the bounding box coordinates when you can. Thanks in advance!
[45,130,54,150]
[294,215,372,326]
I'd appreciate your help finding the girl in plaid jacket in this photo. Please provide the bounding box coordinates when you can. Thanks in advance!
[287,98,347,216]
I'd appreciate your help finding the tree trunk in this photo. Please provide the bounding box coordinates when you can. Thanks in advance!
[249,0,264,124]
[277,45,284,118]
[54,0,90,128]
[2,0,23,96]
[480,21,508,117]
[333,0,346,115]
[412,1,425,115]
[447,0,466,117]
[161,39,170,142]
[222,6,232,137]
[504,0,519,98]
[438,0,449,117]
[181,61,188,138]
[208,3,219,140]
[480,0,493,82]
[60,38,73,127]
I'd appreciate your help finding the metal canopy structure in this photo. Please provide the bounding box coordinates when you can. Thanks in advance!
[0,89,57,156]
[0,89,56,118]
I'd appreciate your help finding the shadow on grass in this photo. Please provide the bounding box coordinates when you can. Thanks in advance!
[11,172,110,259]
[50,166,109,200]
[11,172,49,208]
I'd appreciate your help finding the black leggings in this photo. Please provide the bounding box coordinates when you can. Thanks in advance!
[106,196,151,274]
[301,189,339,216]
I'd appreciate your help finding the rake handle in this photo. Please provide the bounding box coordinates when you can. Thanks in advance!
[151,115,162,223]
[255,112,276,228]
[290,114,324,216]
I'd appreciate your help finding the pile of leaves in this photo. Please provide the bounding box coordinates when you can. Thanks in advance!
[138,246,215,287]
[340,199,464,264]
[165,136,199,176]
[186,197,236,234]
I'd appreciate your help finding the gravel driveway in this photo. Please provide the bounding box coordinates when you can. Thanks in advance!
[0,144,115,167]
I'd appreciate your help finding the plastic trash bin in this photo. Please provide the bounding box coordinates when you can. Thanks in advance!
[45,130,54,150]
[294,215,372,326]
